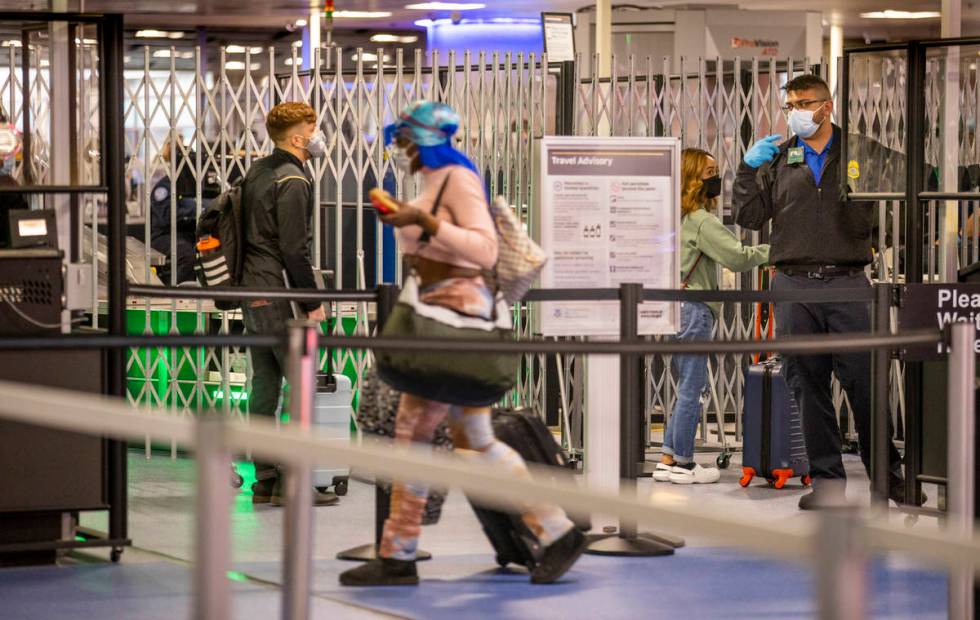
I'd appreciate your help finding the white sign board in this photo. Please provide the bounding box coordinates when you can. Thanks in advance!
[542,13,576,63]
[536,137,680,337]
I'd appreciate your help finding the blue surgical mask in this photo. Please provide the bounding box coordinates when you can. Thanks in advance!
[788,109,821,139]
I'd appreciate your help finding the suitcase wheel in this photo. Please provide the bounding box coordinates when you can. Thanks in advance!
[332,475,349,496]
[716,452,731,470]
[739,467,756,488]
[801,474,812,487]
[771,469,793,490]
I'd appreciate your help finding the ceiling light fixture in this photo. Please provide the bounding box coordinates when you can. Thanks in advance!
[415,17,538,27]
[859,10,941,19]
[295,19,308,27]
[370,33,419,44]
[405,2,485,9]
[331,10,393,18]
[352,52,392,63]
[224,61,261,71]
[135,29,185,39]
[225,45,264,54]
[152,49,195,59]
[1,40,22,48]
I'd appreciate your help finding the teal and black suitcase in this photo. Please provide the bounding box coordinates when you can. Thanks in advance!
[740,358,811,489]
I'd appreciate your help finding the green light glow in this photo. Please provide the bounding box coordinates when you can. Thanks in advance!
[236,461,257,494]
[226,571,250,583]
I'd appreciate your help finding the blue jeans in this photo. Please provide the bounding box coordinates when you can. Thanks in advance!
[662,302,714,463]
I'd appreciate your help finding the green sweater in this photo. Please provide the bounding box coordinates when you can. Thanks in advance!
[680,208,770,317]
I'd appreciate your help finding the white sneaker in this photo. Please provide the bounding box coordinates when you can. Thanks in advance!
[669,464,721,485]
[652,463,674,482]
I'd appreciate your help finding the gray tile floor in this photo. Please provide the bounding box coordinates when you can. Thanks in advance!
[71,447,941,618]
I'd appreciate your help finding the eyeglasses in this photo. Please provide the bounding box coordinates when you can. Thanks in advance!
[781,99,829,112]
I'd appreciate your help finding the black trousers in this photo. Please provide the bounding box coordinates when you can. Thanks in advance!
[242,301,292,484]
[772,272,903,483]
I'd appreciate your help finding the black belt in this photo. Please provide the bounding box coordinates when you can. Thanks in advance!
[778,265,865,279]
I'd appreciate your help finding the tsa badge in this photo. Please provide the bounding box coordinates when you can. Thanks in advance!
[847,159,860,180]
[787,146,804,165]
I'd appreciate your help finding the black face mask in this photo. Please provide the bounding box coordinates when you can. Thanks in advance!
[703,175,722,199]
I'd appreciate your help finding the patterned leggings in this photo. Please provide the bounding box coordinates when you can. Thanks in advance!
[379,392,574,561]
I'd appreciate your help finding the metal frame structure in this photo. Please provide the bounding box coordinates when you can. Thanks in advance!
[843,36,980,510]
[5,29,978,476]
[0,10,129,560]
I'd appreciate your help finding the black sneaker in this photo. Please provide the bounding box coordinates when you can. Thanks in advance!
[530,527,587,584]
[798,481,847,511]
[339,558,419,587]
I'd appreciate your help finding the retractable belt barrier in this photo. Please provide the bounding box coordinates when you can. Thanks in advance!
[130,283,877,304]
[0,329,941,355]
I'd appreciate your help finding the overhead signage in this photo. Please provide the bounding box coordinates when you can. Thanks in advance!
[730,37,779,57]
[542,12,575,63]
[535,136,681,337]
[896,283,980,360]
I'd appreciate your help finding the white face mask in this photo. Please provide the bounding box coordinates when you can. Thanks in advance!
[389,144,414,172]
[788,108,822,139]
[303,131,326,159]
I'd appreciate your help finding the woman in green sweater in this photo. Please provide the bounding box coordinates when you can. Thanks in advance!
[654,148,770,484]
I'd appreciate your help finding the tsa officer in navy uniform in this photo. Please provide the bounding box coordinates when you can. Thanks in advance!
[732,74,909,510]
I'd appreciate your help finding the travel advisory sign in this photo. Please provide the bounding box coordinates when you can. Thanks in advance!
[535,137,681,337]
[897,283,980,360]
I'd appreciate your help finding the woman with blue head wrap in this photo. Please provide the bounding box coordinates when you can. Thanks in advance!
[382,100,481,178]
[341,101,587,588]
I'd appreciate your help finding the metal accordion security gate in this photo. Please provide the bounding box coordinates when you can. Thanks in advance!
[5,42,954,458]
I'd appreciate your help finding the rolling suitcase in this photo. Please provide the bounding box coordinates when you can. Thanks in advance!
[310,372,353,496]
[470,408,582,570]
[739,358,811,489]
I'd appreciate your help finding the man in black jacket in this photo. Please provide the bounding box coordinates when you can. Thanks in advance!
[733,74,908,510]
[240,102,335,506]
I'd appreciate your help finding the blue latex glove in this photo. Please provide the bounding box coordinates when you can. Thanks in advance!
[743,134,782,168]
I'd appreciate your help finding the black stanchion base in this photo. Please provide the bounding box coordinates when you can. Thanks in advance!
[336,544,432,563]
[585,533,677,557]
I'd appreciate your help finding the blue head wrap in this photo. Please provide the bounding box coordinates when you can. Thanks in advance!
[383,100,482,179]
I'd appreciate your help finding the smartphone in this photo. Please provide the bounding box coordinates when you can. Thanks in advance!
[369,188,399,215]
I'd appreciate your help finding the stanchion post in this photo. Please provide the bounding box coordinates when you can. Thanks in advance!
[336,285,431,562]
[586,283,679,556]
[946,322,976,620]
[619,282,642,538]
[814,509,868,620]
[871,283,891,508]
[194,415,232,620]
[281,321,318,620]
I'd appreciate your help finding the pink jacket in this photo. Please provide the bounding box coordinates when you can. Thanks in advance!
[396,165,498,271]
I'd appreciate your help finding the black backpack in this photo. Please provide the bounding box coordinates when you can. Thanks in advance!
[195,179,244,310]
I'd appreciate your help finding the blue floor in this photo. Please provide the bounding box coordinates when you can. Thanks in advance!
[279,549,948,620]
[1,548,946,620]
[2,455,952,619]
